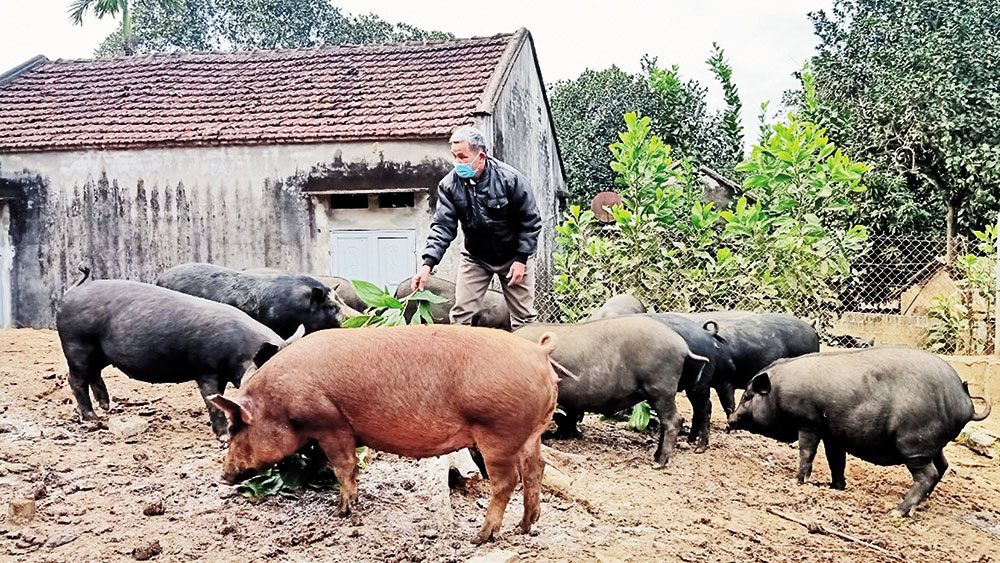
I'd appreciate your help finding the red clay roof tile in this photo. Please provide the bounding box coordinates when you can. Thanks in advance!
[0,33,517,153]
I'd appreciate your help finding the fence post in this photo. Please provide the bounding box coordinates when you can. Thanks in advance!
[995,210,1000,356]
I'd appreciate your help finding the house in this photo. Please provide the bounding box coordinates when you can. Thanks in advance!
[0,28,567,328]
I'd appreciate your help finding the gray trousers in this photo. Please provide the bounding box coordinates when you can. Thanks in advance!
[451,253,537,330]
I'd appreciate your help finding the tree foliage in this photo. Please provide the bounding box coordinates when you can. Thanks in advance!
[549,48,745,205]
[553,109,868,324]
[93,0,452,57]
[806,0,1000,239]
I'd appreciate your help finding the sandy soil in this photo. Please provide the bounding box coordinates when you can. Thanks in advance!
[2,328,999,562]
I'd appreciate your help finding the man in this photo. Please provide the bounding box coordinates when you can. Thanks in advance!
[411,125,541,329]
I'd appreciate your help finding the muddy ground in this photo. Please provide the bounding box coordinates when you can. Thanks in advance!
[2,328,999,562]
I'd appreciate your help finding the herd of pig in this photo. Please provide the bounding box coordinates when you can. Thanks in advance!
[51,264,991,544]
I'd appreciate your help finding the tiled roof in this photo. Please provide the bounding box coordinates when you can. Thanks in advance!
[0,31,522,153]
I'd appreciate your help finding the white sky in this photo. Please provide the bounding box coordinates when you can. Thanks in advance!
[2,1,834,147]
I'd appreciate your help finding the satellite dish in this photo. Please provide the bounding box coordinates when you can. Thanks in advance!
[590,191,622,222]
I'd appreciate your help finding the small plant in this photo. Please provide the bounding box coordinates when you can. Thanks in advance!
[341,280,447,327]
[237,444,370,500]
[927,296,966,354]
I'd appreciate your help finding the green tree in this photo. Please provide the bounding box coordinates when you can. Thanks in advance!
[92,0,452,57]
[807,0,1000,251]
[553,108,868,324]
[549,47,745,205]
[69,0,183,55]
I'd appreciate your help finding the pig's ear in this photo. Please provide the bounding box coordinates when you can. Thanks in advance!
[253,342,280,368]
[749,373,771,395]
[310,287,327,306]
[282,324,305,348]
[208,394,254,426]
[538,332,558,354]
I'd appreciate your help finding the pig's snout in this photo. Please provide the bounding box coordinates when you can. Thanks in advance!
[726,412,743,431]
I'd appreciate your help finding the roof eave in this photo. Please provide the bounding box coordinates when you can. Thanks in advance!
[0,55,49,88]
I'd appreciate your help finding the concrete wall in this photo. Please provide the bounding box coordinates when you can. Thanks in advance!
[478,35,566,320]
[945,355,1000,432]
[0,141,450,327]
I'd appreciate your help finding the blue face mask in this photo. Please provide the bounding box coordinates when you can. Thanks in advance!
[454,155,481,178]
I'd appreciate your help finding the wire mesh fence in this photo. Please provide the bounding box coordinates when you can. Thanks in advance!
[535,233,999,355]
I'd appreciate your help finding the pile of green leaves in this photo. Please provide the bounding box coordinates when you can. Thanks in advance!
[237,445,369,500]
[341,280,447,327]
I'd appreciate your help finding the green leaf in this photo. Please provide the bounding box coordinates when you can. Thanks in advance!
[408,290,449,304]
[628,401,652,432]
[341,315,376,328]
[351,280,400,308]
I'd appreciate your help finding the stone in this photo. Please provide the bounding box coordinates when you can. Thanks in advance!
[45,534,77,548]
[8,498,35,526]
[467,550,520,563]
[108,417,149,441]
[132,540,162,560]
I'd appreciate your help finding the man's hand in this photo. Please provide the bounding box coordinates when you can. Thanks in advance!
[506,261,526,286]
[411,265,432,292]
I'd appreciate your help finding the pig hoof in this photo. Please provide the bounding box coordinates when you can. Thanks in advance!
[891,508,912,519]
[472,531,494,545]
[216,433,230,444]
[694,445,708,454]
[830,481,846,490]
[79,411,100,422]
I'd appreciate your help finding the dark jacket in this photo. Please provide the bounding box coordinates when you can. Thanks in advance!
[422,157,542,268]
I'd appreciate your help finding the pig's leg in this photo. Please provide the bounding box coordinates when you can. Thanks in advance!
[90,374,112,411]
[824,441,847,489]
[686,388,712,453]
[551,409,583,439]
[68,366,98,421]
[716,380,736,419]
[651,393,679,467]
[895,457,940,517]
[517,434,545,534]
[468,446,489,479]
[796,429,820,484]
[317,432,360,517]
[929,451,948,494]
[196,377,230,440]
[472,435,521,544]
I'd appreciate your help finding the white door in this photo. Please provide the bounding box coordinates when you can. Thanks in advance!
[331,229,416,291]
[0,202,12,328]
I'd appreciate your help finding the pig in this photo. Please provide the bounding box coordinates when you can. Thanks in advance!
[308,274,369,314]
[209,324,559,544]
[680,311,819,416]
[648,313,730,452]
[157,263,341,338]
[56,270,300,439]
[828,333,875,348]
[727,347,991,516]
[395,275,511,330]
[515,316,709,466]
[242,269,364,318]
[588,294,647,320]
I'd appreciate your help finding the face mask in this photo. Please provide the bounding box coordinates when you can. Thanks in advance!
[454,154,481,178]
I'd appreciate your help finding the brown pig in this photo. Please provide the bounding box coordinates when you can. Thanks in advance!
[209,324,558,544]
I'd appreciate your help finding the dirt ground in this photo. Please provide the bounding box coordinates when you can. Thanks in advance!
[2,328,999,562]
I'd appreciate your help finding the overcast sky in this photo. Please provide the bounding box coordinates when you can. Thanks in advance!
[3,1,834,147]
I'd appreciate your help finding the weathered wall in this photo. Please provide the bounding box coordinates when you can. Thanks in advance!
[478,36,566,320]
[0,140,450,327]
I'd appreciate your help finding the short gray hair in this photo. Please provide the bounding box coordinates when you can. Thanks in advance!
[449,125,487,153]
